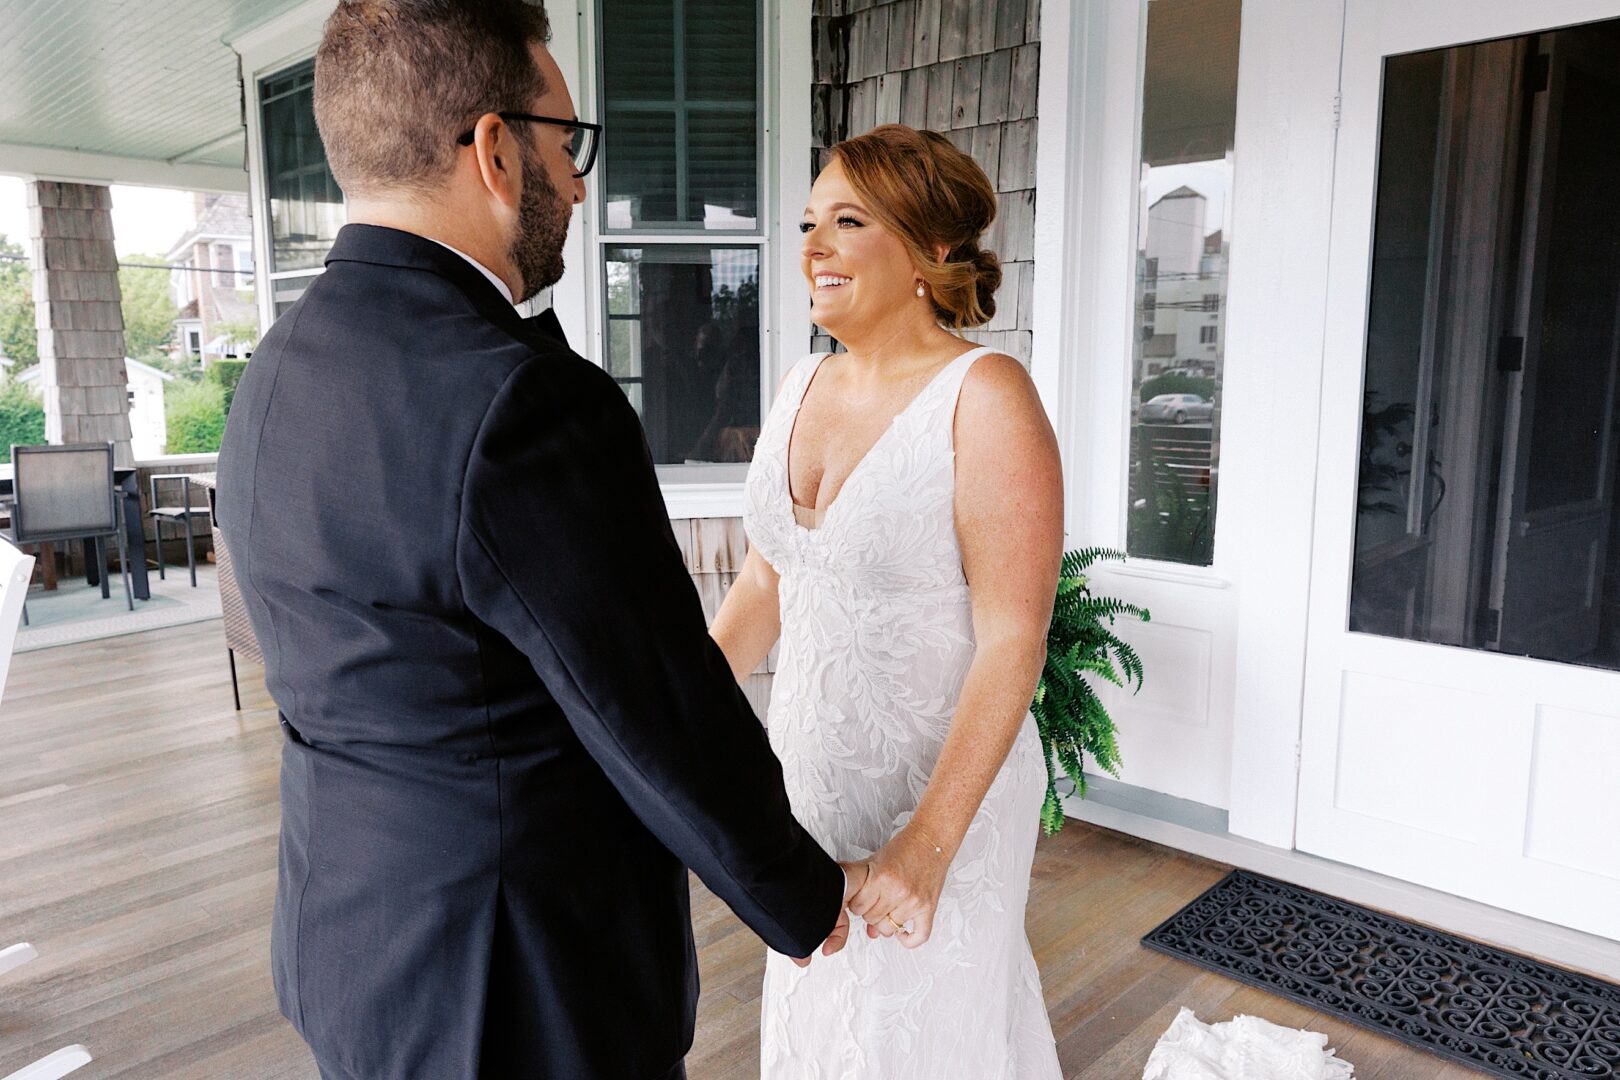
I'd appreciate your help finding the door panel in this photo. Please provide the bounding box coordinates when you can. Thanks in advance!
[1297,0,1620,940]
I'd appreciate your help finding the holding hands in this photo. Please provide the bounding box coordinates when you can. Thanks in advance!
[796,822,955,964]
[846,822,953,949]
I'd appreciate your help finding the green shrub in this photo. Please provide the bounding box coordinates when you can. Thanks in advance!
[1139,372,1216,404]
[208,359,249,417]
[0,378,45,463]
[165,379,226,454]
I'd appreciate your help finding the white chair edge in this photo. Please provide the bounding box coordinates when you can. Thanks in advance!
[0,535,36,703]
[0,942,39,978]
[0,1046,93,1080]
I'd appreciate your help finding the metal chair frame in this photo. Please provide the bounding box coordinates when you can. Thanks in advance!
[147,473,210,588]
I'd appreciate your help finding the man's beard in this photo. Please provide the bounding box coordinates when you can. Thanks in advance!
[510,144,572,302]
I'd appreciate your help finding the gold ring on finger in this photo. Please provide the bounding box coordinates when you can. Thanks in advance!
[887,915,909,934]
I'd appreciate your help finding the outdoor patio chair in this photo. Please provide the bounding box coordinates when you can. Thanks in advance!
[146,473,211,588]
[6,444,132,617]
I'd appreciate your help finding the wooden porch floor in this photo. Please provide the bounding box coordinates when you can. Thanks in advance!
[0,621,1487,1078]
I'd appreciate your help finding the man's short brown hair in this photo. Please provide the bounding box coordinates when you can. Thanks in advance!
[314,0,552,198]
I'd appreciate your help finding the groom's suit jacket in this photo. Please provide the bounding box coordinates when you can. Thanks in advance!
[216,224,842,1080]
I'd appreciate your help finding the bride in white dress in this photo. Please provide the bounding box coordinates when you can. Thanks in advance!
[710,124,1066,1080]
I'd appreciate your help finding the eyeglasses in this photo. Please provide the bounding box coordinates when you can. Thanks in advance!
[456,112,603,178]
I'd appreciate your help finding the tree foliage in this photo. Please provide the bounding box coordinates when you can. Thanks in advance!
[117,253,179,361]
[0,239,182,368]
[0,233,36,368]
[0,378,45,463]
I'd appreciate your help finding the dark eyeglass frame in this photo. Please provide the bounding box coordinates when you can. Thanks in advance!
[455,111,603,178]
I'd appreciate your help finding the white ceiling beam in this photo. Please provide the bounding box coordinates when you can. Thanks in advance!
[0,143,247,193]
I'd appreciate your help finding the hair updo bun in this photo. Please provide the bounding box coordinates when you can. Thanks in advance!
[966,245,1002,326]
[827,124,1002,329]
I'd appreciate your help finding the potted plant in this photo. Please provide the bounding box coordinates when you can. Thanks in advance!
[1032,548,1150,834]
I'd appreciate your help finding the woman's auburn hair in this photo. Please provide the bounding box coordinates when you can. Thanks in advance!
[828,124,1003,329]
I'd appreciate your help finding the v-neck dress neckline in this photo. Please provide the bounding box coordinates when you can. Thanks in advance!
[782,345,994,534]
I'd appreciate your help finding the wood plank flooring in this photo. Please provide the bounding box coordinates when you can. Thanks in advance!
[0,622,1488,1078]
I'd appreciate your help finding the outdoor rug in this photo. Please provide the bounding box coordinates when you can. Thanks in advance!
[1143,870,1620,1079]
[14,564,222,652]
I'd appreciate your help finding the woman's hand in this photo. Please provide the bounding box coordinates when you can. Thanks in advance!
[844,823,953,949]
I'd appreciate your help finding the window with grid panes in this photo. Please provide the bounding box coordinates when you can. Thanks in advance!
[260,60,343,317]
[598,0,764,474]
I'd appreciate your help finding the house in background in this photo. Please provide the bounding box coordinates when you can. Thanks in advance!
[167,193,256,366]
[17,357,171,459]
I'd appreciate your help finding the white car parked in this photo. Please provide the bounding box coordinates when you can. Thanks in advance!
[1139,392,1214,425]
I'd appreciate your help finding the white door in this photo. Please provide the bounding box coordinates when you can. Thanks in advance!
[1296,0,1620,940]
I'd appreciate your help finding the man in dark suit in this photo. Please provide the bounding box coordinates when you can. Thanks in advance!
[216,3,855,1077]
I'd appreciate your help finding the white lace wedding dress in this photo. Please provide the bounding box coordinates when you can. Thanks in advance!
[744,346,1063,1080]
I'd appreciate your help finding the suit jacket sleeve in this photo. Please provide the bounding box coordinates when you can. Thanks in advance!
[456,350,843,958]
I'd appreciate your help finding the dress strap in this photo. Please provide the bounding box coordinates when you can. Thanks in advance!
[934,345,998,429]
[776,351,832,410]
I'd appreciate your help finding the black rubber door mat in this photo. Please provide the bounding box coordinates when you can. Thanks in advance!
[1142,870,1620,1078]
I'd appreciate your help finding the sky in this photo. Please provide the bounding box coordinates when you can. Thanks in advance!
[0,176,199,258]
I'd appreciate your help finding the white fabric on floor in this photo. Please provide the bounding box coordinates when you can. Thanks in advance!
[1143,1007,1355,1079]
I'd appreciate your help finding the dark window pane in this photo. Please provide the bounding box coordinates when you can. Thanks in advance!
[602,110,680,229]
[260,61,343,273]
[600,0,759,231]
[604,246,761,465]
[1126,0,1240,566]
[1349,17,1620,673]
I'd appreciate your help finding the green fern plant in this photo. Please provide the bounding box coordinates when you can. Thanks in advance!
[1032,548,1150,834]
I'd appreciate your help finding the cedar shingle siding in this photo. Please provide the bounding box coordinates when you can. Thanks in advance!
[810,0,1040,365]
[28,181,135,464]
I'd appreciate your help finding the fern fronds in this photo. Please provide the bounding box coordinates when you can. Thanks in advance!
[1032,548,1149,835]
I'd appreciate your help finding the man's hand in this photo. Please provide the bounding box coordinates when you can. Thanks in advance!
[790,859,870,967]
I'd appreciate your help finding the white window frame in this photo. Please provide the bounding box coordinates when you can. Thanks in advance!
[567,0,810,518]
[233,0,810,520]
[237,245,255,289]
[1033,1,1350,845]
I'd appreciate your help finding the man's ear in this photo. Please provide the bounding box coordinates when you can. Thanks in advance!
[471,115,521,209]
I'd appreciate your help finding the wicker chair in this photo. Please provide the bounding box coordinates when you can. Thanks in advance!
[192,477,262,710]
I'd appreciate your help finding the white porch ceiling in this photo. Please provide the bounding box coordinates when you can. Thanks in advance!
[0,0,312,189]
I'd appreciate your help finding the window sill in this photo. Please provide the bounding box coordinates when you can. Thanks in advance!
[659,481,746,521]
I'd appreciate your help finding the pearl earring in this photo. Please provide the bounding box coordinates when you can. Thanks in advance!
[915,283,925,298]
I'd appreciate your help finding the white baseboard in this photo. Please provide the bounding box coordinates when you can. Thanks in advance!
[1063,777,1620,982]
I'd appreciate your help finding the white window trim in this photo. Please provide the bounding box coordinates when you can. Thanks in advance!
[565,0,810,517]
[229,0,333,335]
[1035,1,1352,848]
[232,0,810,520]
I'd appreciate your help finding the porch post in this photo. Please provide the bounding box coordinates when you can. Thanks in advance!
[27,180,134,465]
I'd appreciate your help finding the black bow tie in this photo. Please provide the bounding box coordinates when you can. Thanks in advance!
[521,308,569,348]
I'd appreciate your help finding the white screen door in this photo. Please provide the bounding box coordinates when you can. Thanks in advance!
[1296,0,1620,940]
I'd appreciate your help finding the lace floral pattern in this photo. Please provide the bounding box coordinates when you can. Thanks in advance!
[745,348,1063,1080]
